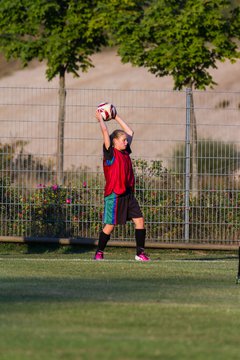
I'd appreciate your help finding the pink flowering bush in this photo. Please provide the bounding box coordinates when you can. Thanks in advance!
[15,183,96,237]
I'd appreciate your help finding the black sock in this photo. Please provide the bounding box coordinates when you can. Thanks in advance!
[97,231,110,252]
[135,229,146,255]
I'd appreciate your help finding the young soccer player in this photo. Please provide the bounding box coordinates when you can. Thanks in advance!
[94,107,150,261]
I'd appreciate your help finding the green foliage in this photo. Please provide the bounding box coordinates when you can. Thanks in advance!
[111,0,240,89]
[0,177,21,236]
[16,183,104,238]
[0,0,108,80]
[189,189,240,240]
[0,140,28,172]
[0,0,112,185]
[0,140,54,185]
[1,156,240,241]
[172,139,240,175]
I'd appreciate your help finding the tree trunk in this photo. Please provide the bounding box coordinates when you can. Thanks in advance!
[56,68,66,185]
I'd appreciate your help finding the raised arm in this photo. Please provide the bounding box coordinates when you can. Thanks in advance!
[114,114,134,137]
[96,109,111,150]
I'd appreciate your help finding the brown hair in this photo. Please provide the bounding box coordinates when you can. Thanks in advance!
[110,130,126,145]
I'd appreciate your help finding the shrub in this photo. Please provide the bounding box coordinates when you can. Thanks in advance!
[1,155,240,242]
[172,139,240,176]
[16,183,104,238]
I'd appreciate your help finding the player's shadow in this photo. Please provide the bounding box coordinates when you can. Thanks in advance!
[179,255,238,261]
[0,275,236,304]
[25,240,96,255]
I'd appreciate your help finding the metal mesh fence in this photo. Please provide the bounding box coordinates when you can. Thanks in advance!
[0,86,239,246]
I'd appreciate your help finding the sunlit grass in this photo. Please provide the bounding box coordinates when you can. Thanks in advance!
[0,244,239,360]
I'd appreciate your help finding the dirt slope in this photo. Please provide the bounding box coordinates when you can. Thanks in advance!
[0,49,239,171]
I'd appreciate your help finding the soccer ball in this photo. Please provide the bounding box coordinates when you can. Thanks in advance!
[97,102,117,121]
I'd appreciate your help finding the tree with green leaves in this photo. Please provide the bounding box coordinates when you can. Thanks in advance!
[110,0,240,196]
[0,0,108,184]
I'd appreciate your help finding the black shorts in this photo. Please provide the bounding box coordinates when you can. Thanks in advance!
[103,191,143,225]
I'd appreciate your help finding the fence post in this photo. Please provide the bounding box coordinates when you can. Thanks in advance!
[56,74,66,185]
[184,88,191,242]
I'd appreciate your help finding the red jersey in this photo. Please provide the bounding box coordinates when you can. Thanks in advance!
[103,145,135,197]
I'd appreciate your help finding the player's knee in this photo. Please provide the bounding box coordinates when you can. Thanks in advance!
[103,224,115,234]
[133,217,144,229]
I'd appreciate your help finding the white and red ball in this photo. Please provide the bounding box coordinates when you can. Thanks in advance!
[97,102,117,121]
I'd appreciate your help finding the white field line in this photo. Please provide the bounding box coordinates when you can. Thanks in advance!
[0,258,236,263]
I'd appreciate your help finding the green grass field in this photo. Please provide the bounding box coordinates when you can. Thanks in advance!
[0,243,240,360]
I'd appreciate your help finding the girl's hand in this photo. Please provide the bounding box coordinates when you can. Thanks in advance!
[95,109,102,122]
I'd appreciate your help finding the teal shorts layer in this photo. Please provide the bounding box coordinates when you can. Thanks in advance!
[103,191,143,225]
